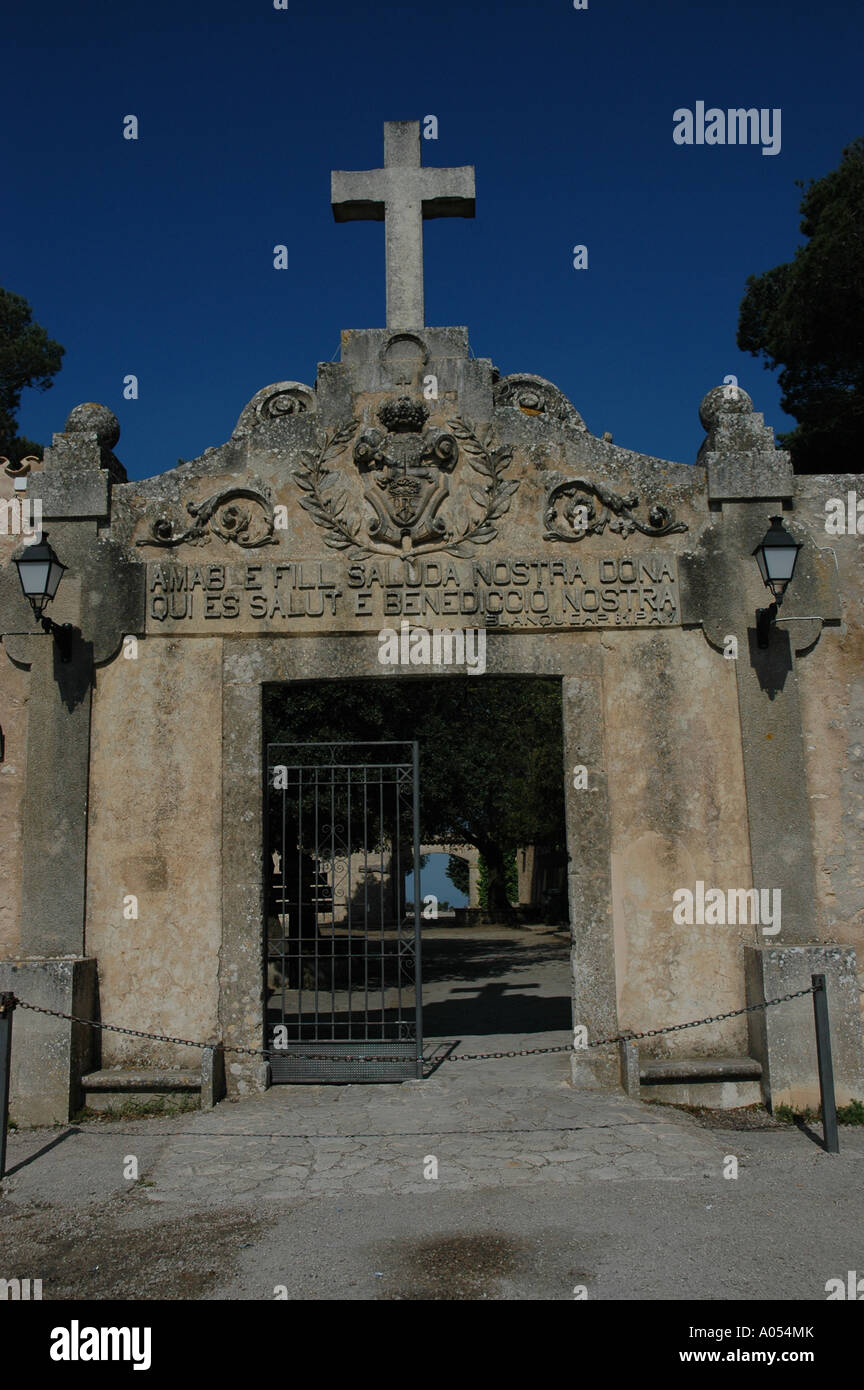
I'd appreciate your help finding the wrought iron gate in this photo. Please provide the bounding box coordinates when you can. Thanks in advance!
[265,741,422,1082]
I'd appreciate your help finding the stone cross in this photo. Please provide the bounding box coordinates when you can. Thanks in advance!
[331,120,475,330]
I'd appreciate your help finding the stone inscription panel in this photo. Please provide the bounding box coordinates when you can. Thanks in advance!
[144,552,680,634]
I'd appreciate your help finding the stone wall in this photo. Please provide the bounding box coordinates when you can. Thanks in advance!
[604,626,754,1054]
[794,475,864,1021]
[0,644,28,958]
[2,333,863,1118]
[85,637,224,1067]
[0,469,33,956]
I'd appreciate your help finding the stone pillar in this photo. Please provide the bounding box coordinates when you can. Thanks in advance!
[0,958,97,1125]
[516,846,534,906]
[19,639,92,956]
[0,405,144,1125]
[220,640,269,1097]
[746,945,864,1109]
[561,674,618,1088]
[680,384,864,1096]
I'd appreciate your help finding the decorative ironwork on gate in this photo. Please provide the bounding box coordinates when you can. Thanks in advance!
[265,741,422,1082]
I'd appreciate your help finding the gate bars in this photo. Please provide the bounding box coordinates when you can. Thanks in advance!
[265,741,422,1083]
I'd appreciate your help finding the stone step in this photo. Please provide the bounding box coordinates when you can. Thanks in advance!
[81,1048,226,1111]
[81,1069,202,1113]
[82,1069,200,1093]
[639,1056,763,1084]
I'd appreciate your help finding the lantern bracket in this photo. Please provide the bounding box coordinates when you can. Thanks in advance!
[39,615,75,663]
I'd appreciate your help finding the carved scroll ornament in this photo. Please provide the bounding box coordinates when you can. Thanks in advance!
[543,478,688,543]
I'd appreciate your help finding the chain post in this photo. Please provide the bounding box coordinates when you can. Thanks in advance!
[0,992,18,1181]
[811,974,840,1155]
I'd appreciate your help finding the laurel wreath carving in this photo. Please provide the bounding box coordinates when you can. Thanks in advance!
[293,415,519,559]
[444,417,519,556]
[293,420,367,555]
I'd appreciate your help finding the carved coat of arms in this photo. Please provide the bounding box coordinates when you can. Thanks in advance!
[294,396,519,559]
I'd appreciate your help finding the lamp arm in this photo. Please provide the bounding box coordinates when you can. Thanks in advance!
[39,615,75,663]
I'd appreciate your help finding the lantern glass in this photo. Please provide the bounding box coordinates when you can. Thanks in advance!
[753,517,802,599]
[14,536,66,615]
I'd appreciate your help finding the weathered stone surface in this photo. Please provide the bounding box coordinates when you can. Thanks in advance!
[698,386,794,500]
[640,1056,762,1080]
[790,476,864,1002]
[34,468,110,518]
[604,627,754,1054]
[0,958,96,1125]
[746,945,864,1108]
[200,1044,226,1110]
[82,1068,199,1089]
[85,637,224,1070]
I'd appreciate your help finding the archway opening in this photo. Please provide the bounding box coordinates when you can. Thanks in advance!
[263,675,571,1064]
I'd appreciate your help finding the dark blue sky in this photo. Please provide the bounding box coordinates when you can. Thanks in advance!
[6,0,862,480]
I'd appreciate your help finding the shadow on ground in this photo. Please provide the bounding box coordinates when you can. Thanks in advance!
[421,929,572,1037]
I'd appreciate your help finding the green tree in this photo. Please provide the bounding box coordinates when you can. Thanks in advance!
[446,854,470,899]
[477,849,518,909]
[0,287,65,463]
[264,677,566,913]
[737,139,864,473]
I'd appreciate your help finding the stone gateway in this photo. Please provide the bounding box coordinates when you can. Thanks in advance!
[1,121,862,1124]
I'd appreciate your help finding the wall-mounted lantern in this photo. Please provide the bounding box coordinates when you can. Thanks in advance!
[13,533,74,662]
[753,516,803,649]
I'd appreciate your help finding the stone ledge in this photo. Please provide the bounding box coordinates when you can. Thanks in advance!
[82,1069,200,1092]
[705,449,794,501]
[640,1056,763,1083]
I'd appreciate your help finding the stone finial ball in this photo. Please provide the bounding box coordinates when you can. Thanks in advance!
[699,384,754,431]
[65,402,121,448]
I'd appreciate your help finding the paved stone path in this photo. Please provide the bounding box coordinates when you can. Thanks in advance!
[2,926,861,1300]
[140,1054,724,1205]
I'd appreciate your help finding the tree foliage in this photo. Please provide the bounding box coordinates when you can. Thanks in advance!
[737,139,864,473]
[446,853,470,899]
[264,677,566,910]
[0,287,65,463]
[477,849,519,909]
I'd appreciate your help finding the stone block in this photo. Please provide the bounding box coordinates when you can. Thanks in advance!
[0,958,97,1126]
[745,944,864,1109]
[641,1080,763,1108]
[618,1038,640,1097]
[705,450,794,502]
[314,362,353,428]
[33,470,109,519]
[338,326,469,394]
[200,1044,226,1109]
[82,1068,200,1112]
[457,357,495,426]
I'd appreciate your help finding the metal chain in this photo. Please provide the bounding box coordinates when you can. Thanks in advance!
[12,1001,267,1058]
[11,985,816,1065]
